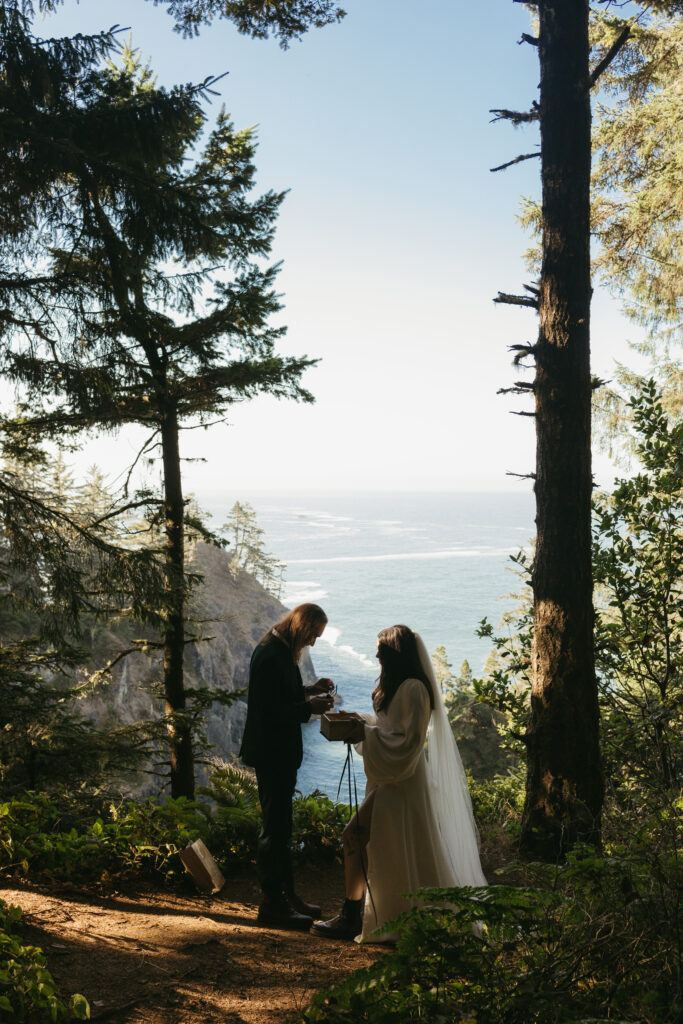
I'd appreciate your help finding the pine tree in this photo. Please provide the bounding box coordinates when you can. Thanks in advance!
[0,453,165,793]
[517,9,683,454]
[37,0,345,45]
[494,0,682,857]
[456,658,473,690]
[591,10,683,449]
[431,645,454,695]
[151,0,345,43]
[494,1,599,856]
[1,44,315,798]
[223,501,285,596]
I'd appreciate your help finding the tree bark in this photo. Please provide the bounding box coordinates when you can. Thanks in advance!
[521,0,603,857]
[160,401,194,799]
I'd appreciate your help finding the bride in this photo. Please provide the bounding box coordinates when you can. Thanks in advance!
[312,624,487,942]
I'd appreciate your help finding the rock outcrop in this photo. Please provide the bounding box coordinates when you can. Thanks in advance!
[80,541,316,792]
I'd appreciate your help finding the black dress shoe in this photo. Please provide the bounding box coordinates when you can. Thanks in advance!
[310,898,363,940]
[286,891,321,918]
[257,899,313,931]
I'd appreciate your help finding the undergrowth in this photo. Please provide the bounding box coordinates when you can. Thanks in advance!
[291,792,681,1024]
[0,899,89,1022]
[0,762,349,891]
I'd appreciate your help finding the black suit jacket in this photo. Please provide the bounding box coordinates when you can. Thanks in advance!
[239,637,312,770]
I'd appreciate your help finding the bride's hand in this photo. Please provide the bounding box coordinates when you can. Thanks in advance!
[345,718,366,744]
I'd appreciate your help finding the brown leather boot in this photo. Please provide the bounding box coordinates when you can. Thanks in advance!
[310,898,363,940]
[257,896,313,931]
[286,891,321,919]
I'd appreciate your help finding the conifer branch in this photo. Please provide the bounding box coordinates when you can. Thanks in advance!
[509,343,537,366]
[590,24,632,88]
[119,431,161,497]
[519,33,539,47]
[494,292,539,309]
[79,646,143,692]
[491,152,541,173]
[89,497,160,529]
[506,471,537,480]
[489,104,540,125]
[187,72,229,98]
[498,381,536,395]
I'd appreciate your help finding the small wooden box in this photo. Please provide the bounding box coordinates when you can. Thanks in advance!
[320,710,363,742]
[179,839,225,893]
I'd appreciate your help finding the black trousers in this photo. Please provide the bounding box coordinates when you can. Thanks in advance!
[255,763,298,903]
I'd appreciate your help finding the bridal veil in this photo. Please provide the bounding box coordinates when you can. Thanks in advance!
[414,632,487,888]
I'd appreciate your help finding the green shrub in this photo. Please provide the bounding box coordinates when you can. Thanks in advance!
[292,790,348,862]
[0,793,212,887]
[0,899,89,1022]
[468,766,525,833]
[201,760,261,863]
[204,762,348,866]
[0,775,350,890]
[294,798,682,1024]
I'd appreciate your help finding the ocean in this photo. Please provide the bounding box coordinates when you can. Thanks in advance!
[203,490,535,798]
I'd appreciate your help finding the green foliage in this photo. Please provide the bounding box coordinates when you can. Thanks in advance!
[292,790,349,863]
[0,898,89,1022]
[0,455,168,796]
[593,379,682,793]
[0,13,319,796]
[592,12,683,341]
[319,378,682,1024]
[591,10,683,451]
[150,0,346,45]
[519,11,683,458]
[200,759,261,862]
[0,793,212,887]
[295,808,681,1023]
[467,382,682,799]
[468,766,526,839]
[0,773,349,891]
[204,761,348,865]
[468,553,534,763]
[222,501,286,597]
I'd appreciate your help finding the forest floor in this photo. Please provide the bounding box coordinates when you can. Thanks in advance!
[2,864,382,1024]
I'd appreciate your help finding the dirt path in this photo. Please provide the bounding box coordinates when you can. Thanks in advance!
[2,865,381,1023]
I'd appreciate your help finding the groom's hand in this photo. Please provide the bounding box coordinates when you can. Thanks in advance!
[309,692,335,715]
[307,677,335,695]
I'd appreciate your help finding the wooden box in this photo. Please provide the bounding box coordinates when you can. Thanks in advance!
[320,710,363,742]
[179,838,225,893]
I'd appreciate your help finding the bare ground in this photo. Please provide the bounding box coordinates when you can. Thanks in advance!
[2,864,382,1024]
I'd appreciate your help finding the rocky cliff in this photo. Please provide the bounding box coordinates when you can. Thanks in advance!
[80,541,316,791]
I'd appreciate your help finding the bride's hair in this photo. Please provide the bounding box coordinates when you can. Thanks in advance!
[373,624,434,713]
[260,603,328,664]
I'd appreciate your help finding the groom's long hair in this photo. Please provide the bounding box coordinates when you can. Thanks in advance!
[373,624,434,713]
[261,603,328,664]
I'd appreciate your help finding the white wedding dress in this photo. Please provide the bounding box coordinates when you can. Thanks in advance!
[355,635,487,942]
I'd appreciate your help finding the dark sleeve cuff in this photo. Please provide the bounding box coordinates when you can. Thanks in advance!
[300,701,313,723]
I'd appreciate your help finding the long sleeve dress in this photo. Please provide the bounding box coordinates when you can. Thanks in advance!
[356,677,460,942]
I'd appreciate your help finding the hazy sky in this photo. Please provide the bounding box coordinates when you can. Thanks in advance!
[41,0,643,495]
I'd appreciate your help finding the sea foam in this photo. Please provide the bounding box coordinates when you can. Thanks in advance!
[286,548,513,565]
[283,580,328,605]
[320,627,375,669]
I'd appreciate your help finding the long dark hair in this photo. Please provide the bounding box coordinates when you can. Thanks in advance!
[372,624,434,713]
[260,603,328,664]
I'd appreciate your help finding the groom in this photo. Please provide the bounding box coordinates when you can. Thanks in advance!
[240,603,334,930]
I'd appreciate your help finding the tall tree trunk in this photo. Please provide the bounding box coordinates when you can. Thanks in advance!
[160,402,194,799]
[521,0,603,857]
